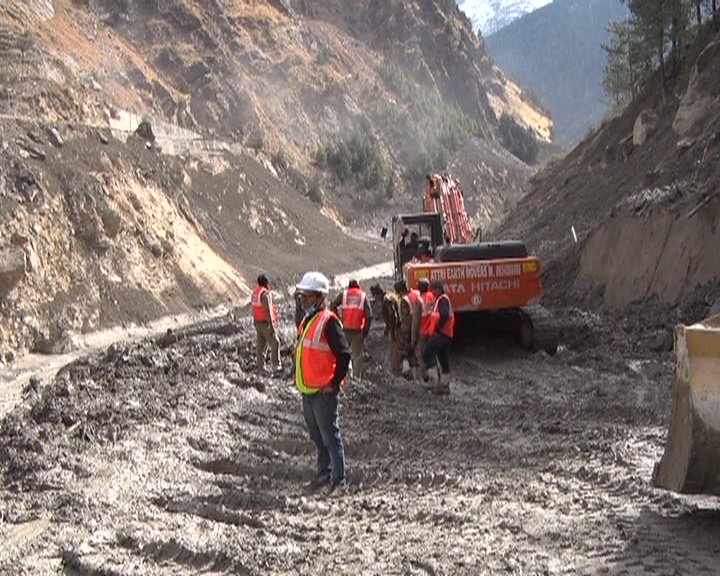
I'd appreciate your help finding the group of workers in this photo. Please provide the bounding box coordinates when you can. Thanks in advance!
[250,270,455,497]
[369,277,453,394]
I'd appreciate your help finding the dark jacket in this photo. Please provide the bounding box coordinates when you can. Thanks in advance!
[435,293,450,334]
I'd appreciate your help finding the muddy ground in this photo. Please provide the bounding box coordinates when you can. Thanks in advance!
[1,301,720,576]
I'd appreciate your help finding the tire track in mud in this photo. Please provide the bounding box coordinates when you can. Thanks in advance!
[2,322,720,574]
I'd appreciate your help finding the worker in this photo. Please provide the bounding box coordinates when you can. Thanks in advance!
[330,279,372,380]
[408,232,419,253]
[393,280,415,379]
[295,271,351,496]
[410,277,432,382]
[251,273,280,374]
[294,289,305,329]
[417,237,433,262]
[421,279,454,395]
[370,283,402,376]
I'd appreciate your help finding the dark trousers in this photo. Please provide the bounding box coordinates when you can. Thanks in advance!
[302,393,346,484]
[422,333,452,374]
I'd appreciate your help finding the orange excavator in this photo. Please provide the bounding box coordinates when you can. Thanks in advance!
[392,173,558,354]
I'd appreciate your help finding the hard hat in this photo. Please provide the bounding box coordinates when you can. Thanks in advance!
[296,271,329,294]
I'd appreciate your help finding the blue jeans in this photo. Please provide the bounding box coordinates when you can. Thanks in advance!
[422,333,452,374]
[302,392,346,484]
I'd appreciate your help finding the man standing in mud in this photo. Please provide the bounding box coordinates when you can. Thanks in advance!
[422,279,454,395]
[412,277,435,383]
[370,283,402,376]
[294,290,305,329]
[393,280,415,379]
[295,271,352,496]
[251,273,280,374]
[330,279,372,380]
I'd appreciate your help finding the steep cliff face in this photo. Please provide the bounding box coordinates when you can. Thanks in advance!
[61,0,548,175]
[0,0,550,363]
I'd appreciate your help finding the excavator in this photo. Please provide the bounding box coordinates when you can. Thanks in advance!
[653,313,720,495]
[392,173,558,355]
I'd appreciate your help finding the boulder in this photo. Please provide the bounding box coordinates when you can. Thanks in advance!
[0,246,27,297]
[101,207,123,238]
[134,120,156,143]
[673,41,720,137]
[633,109,658,146]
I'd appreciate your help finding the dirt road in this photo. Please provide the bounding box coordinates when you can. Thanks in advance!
[1,304,720,575]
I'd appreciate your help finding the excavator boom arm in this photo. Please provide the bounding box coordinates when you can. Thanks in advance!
[425,173,474,245]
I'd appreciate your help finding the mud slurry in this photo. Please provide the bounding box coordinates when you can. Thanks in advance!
[1,307,720,575]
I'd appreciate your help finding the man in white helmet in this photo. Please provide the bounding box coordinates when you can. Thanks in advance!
[295,271,352,496]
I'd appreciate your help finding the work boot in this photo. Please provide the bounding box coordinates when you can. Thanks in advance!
[305,473,330,493]
[411,366,420,384]
[401,359,412,379]
[422,368,439,390]
[432,372,451,395]
[321,479,349,498]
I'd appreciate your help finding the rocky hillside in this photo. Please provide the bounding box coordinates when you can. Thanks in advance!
[495,25,720,323]
[0,0,550,363]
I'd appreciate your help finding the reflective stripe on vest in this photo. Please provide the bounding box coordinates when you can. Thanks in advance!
[419,291,436,337]
[429,293,455,338]
[252,286,277,322]
[295,308,339,394]
[341,287,367,331]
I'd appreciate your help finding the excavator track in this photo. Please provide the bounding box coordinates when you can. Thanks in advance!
[519,305,559,356]
[454,305,559,355]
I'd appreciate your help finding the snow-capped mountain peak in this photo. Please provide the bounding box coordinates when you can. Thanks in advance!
[457,0,552,36]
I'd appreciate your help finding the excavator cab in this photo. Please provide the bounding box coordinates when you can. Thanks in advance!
[391,213,443,280]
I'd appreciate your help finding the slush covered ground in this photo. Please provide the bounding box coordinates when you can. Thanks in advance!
[2,302,720,575]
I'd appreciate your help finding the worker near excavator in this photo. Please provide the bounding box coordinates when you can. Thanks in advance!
[411,277,434,383]
[370,283,402,376]
[330,279,372,379]
[393,280,416,379]
[417,237,433,263]
[422,279,454,395]
[251,273,281,374]
[295,271,351,496]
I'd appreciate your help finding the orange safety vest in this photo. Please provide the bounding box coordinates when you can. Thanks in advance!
[429,293,455,338]
[419,291,436,337]
[341,287,367,331]
[295,308,343,394]
[251,286,277,323]
[408,289,421,323]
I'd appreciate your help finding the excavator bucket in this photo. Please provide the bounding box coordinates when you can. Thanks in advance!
[653,314,720,494]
